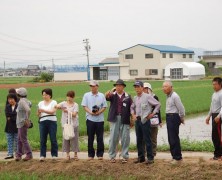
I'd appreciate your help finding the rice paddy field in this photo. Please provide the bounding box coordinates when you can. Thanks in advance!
[0,79,214,150]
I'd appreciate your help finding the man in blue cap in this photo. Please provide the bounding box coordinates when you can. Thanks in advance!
[105,79,132,163]
[131,81,160,165]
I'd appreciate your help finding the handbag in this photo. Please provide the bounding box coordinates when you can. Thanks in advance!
[150,114,159,126]
[24,119,33,129]
[63,111,75,140]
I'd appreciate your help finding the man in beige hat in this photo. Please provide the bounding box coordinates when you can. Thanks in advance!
[81,80,107,160]
[143,82,162,157]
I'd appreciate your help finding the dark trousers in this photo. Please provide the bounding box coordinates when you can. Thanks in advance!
[86,119,104,158]
[135,118,153,161]
[212,113,222,157]
[39,120,58,157]
[166,114,182,160]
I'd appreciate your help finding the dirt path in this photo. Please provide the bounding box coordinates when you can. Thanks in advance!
[0,82,79,89]
[0,151,221,179]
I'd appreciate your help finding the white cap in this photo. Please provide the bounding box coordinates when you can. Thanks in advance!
[144,83,152,91]
[89,80,99,86]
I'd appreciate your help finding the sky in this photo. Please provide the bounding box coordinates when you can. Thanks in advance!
[0,0,222,68]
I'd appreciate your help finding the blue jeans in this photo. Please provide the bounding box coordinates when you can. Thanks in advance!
[86,120,104,158]
[39,120,58,157]
[166,114,182,160]
[6,133,18,156]
[135,119,153,161]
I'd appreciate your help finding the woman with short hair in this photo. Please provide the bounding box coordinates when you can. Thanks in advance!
[37,88,58,162]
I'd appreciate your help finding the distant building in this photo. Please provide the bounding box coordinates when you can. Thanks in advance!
[90,58,120,80]
[199,51,222,75]
[54,65,87,81]
[164,62,205,80]
[118,44,194,80]
[199,51,222,68]
[26,65,41,76]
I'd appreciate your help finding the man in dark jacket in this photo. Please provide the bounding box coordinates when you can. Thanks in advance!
[105,79,132,163]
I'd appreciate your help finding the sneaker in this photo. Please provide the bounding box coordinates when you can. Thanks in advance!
[146,160,154,165]
[170,159,182,165]
[98,157,103,160]
[210,156,220,161]
[39,156,45,162]
[4,155,14,160]
[134,158,145,164]
[52,156,58,161]
[88,157,94,161]
[23,156,33,161]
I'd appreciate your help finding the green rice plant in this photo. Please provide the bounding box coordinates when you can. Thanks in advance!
[0,80,214,150]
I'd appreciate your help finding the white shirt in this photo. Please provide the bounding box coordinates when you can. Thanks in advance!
[38,100,57,122]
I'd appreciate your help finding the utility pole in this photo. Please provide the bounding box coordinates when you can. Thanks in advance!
[83,39,91,80]
[52,58,54,73]
[3,61,5,77]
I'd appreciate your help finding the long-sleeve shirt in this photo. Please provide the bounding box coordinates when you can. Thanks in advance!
[166,91,185,118]
[208,89,222,117]
[16,98,31,128]
[131,92,161,124]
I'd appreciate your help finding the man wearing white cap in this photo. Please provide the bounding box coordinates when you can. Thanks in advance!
[143,82,162,157]
[81,80,107,160]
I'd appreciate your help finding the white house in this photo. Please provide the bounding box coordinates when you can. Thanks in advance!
[118,44,195,80]
[199,51,222,68]
[164,62,205,80]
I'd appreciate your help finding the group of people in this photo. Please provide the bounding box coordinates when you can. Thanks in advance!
[4,77,221,164]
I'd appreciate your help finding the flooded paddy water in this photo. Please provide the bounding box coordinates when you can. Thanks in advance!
[81,112,212,145]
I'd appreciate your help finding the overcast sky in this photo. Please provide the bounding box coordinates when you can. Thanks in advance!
[0,0,221,68]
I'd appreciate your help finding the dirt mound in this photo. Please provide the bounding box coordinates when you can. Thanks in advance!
[0,158,222,179]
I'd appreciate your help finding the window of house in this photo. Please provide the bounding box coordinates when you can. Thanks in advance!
[145,69,158,75]
[125,54,133,59]
[207,62,216,68]
[162,53,166,58]
[129,70,138,76]
[183,54,186,58]
[145,53,153,58]
[189,54,192,58]
[170,68,183,79]
[169,54,173,58]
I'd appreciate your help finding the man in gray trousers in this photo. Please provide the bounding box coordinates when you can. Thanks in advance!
[105,79,132,164]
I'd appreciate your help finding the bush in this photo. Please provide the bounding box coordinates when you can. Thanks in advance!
[40,73,54,82]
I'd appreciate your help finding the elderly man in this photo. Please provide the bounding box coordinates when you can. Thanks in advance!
[81,80,107,160]
[206,77,222,160]
[131,81,161,165]
[105,79,132,163]
[162,81,185,164]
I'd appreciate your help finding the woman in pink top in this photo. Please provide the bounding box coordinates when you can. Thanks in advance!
[55,90,79,160]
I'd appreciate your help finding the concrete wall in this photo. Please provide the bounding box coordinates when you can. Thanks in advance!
[54,72,87,81]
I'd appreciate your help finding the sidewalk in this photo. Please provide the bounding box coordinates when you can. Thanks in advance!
[0,151,213,161]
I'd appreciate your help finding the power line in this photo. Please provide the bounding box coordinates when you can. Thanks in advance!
[0,31,83,46]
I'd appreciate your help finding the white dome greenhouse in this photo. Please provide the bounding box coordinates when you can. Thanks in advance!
[164,62,205,80]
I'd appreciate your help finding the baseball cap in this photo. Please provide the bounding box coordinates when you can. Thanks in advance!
[133,81,144,87]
